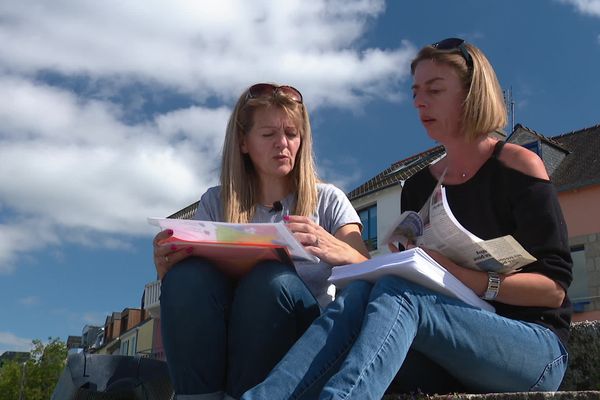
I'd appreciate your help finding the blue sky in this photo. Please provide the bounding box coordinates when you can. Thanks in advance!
[1,0,599,354]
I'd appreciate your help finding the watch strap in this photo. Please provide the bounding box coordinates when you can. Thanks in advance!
[482,272,501,300]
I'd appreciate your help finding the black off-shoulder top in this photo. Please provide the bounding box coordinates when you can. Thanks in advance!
[401,142,573,345]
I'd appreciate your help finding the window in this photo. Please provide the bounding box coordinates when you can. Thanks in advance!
[522,140,541,157]
[120,340,129,356]
[358,205,377,251]
[568,246,589,312]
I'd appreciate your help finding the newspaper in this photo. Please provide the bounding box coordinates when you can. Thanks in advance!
[380,173,535,274]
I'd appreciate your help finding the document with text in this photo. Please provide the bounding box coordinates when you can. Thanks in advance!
[380,173,535,274]
[149,217,318,277]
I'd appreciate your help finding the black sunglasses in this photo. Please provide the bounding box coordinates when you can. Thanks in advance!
[246,83,303,104]
[431,38,473,70]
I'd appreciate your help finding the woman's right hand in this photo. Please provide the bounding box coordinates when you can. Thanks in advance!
[153,229,193,280]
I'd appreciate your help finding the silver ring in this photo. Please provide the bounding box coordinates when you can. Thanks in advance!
[164,255,169,263]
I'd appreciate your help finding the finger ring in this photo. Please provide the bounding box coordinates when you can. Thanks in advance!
[315,237,319,246]
[164,255,169,263]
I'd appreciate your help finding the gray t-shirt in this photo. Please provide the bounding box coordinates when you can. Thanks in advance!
[193,183,362,307]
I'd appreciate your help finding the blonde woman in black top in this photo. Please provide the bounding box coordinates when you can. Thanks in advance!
[242,39,572,399]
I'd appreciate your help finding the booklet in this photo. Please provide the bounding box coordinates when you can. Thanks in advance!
[148,217,319,278]
[329,247,495,312]
[380,171,536,274]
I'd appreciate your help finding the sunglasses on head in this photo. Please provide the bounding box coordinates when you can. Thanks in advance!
[431,38,473,70]
[246,83,303,104]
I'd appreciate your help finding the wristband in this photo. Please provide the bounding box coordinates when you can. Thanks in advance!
[482,272,501,300]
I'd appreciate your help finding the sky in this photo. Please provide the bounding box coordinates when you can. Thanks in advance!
[1,0,600,354]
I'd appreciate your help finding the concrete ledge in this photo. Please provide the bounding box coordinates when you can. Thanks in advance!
[384,391,600,399]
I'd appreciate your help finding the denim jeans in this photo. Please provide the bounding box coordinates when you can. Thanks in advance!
[242,276,568,400]
[160,257,320,400]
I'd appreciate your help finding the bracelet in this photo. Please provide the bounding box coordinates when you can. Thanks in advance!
[482,272,501,300]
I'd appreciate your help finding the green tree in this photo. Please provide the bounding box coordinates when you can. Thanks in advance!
[0,360,23,399]
[0,337,67,400]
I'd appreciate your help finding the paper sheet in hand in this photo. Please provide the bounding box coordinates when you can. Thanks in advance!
[148,217,318,277]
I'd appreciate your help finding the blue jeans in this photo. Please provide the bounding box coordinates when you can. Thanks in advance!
[160,257,320,399]
[242,276,568,400]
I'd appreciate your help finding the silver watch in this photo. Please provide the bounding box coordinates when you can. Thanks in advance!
[482,272,501,300]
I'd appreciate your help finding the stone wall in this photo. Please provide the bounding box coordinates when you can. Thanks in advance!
[560,321,600,391]
[384,321,600,399]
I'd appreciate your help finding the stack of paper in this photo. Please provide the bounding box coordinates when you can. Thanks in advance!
[328,248,494,312]
[148,217,319,278]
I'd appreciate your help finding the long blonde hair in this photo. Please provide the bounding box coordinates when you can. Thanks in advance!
[220,84,319,222]
[410,42,507,141]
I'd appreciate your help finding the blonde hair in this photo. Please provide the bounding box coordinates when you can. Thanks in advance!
[410,42,507,141]
[220,84,319,223]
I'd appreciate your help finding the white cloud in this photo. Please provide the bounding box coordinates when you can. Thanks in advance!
[0,0,417,270]
[0,77,225,266]
[0,218,59,274]
[559,0,600,16]
[18,296,40,306]
[0,0,413,106]
[0,331,32,354]
[318,157,364,193]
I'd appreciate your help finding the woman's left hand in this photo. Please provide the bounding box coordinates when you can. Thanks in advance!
[283,215,368,266]
[417,246,449,265]
[418,245,478,282]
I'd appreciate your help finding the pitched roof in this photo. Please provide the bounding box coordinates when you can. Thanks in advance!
[168,200,199,219]
[548,123,600,191]
[347,145,445,201]
[511,123,568,151]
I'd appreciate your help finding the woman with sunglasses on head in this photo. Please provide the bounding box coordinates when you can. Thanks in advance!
[242,39,572,399]
[152,83,369,400]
